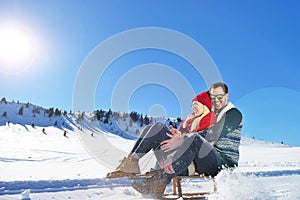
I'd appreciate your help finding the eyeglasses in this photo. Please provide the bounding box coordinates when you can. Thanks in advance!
[210,94,226,100]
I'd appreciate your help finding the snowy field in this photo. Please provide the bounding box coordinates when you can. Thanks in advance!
[0,101,299,200]
[0,124,300,200]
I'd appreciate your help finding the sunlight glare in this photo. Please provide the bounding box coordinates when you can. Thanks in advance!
[0,23,38,74]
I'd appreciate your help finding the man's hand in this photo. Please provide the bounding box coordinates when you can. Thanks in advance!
[160,132,184,152]
[169,125,180,135]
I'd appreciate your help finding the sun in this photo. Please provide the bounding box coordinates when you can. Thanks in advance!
[0,23,38,74]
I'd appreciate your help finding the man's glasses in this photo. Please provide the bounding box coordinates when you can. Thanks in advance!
[210,94,226,100]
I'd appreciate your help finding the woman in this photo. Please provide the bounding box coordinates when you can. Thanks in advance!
[106,91,216,178]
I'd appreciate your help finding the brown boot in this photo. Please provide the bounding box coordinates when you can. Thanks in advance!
[131,170,167,199]
[106,154,140,178]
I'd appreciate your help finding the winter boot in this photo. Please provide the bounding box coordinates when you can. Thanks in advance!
[106,153,140,178]
[131,169,167,199]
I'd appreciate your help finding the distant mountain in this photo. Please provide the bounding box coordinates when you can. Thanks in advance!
[0,98,73,130]
[1,98,290,147]
[0,98,175,140]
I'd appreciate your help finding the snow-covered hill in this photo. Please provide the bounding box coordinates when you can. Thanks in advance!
[0,100,73,130]
[0,100,300,199]
[0,99,172,139]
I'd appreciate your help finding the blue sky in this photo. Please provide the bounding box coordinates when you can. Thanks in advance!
[0,0,299,146]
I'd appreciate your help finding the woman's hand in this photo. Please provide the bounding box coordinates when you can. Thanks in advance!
[160,132,184,152]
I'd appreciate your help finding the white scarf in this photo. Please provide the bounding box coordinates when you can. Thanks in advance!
[215,102,235,122]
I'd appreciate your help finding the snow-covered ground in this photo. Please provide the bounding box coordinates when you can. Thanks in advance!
[0,101,300,199]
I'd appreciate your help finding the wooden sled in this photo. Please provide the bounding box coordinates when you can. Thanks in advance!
[163,174,217,200]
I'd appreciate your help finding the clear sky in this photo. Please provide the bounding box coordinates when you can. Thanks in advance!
[0,0,299,146]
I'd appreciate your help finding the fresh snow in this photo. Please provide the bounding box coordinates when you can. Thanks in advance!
[0,101,300,199]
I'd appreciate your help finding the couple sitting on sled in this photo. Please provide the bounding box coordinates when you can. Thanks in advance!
[107,82,243,198]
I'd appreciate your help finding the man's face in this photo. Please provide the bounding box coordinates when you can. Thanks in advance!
[209,86,229,110]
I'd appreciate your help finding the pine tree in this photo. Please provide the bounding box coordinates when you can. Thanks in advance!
[94,109,104,121]
[18,106,24,115]
[130,111,139,122]
[77,112,85,121]
[144,115,150,125]
[2,111,7,117]
[104,110,111,124]
[55,108,61,116]
[0,97,7,104]
[45,108,54,118]
[140,114,144,127]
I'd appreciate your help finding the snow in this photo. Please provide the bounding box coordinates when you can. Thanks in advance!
[0,101,300,199]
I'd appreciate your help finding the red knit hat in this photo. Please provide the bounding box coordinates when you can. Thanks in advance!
[192,91,212,110]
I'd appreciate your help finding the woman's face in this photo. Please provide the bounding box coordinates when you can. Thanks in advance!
[192,101,204,116]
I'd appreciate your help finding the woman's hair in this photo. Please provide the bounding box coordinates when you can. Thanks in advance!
[181,104,210,132]
[209,82,229,94]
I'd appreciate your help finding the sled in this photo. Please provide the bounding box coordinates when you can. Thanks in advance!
[162,174,217,200]
[130,172,217,199]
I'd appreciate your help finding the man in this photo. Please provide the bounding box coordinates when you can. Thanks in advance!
[131,82,243,198]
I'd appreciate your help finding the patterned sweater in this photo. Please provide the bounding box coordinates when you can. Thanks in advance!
[200,103,243,167]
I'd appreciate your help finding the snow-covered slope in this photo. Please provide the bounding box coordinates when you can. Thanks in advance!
[0,100,73,130]
[0,100,300,199]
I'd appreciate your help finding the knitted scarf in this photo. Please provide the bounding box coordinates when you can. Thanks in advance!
[215,102,235,122]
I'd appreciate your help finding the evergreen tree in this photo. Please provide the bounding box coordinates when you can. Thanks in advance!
[0,97,7,104]
[78,112,85,121]
[113,112,120,121]
[32,107,40,114]
[104,110,111,124]
[140,114,144,127]
[104,116,109,124]
[144,115,150,125]
[122,112,128,121]
[18,106,24,115]
[130,111,139,122]
[94,109,104,121]
[55,108,61,116]
[2,111,7,117]
[45,108,54,118]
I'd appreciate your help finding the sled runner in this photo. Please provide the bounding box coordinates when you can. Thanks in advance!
[130,172,217,199]
[162,174,217,199]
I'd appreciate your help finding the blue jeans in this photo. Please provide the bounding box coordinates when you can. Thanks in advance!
[131,122,220,183]
[131,122,172,161]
